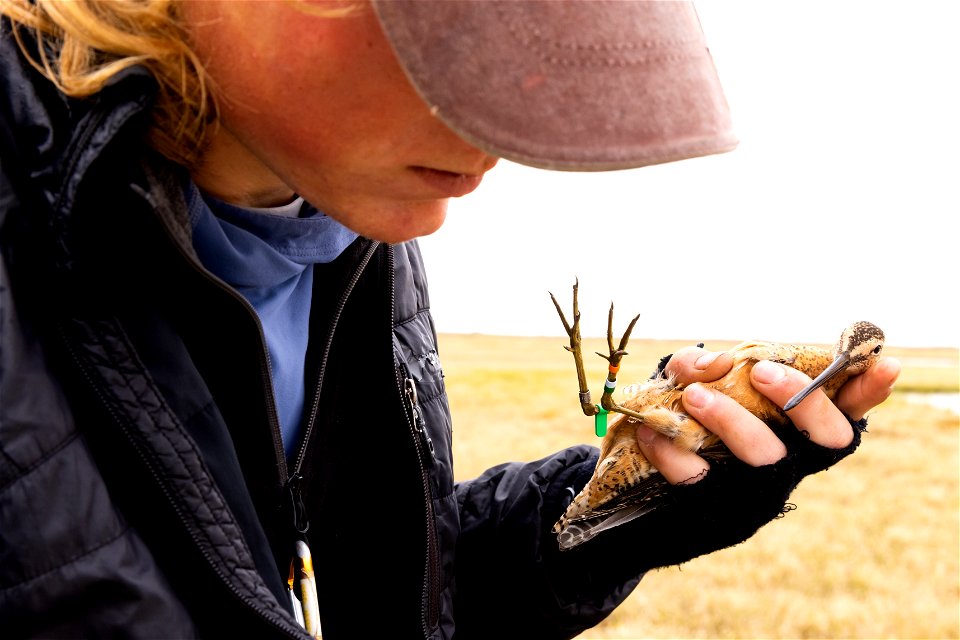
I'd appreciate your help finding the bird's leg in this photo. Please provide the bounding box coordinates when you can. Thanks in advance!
[549,280,600,419]
[550,282,647,436]
[595,304,648,423]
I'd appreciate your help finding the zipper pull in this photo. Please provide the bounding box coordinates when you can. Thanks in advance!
[404,377,435,465]
[286,473,310,537]
[285,475,321,637]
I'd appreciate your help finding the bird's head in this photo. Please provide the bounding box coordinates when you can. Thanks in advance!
[835,321,886,374]
[783,321,885,411]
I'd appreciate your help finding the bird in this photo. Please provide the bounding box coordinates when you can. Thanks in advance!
[548,281,885,551]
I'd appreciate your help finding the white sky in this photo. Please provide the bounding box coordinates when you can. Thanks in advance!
[419,1,960,349]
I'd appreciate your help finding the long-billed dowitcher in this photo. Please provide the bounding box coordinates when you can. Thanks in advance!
[549,282,884,551]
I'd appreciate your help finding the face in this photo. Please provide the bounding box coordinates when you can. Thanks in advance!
[181,1,498,243]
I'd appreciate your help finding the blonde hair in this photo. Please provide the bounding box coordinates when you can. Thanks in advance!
[2,0,364,169]
[0,0,219,167]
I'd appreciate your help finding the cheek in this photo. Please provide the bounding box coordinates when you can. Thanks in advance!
[216,65,426,183]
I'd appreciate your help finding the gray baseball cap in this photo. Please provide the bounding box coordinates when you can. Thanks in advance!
[372,0,737,171]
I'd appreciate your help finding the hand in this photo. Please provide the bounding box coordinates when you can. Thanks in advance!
[634,346,901,485]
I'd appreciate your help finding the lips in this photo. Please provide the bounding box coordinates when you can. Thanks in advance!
[410,166,486,198]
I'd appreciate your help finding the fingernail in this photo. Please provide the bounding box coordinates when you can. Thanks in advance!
[695,351,722,370]
[753,360,785,384]
[685,383,713,409]
[636,425,657,444]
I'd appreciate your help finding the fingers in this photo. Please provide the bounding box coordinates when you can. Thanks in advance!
[751,360,854,449]
[641,352,901,485]
[664,346,734,385]
[636,380,790,486]
[635,425,710,485]
[681,384,787,465]
[833,357,901,421]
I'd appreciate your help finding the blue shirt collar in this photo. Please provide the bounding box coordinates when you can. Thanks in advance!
[183,179,359,290]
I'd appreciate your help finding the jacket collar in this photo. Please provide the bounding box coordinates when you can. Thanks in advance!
[0,30,156,215]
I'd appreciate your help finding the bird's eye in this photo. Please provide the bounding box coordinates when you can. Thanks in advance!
[872,345,882,355]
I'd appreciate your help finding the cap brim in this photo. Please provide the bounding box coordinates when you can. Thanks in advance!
[373,0,737,171]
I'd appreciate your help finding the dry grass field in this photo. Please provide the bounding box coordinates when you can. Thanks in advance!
[438,333,959,639]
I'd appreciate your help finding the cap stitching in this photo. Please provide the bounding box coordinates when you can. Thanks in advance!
[495,4,705,68]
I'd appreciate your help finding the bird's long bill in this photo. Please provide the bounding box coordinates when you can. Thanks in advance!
[783,351,851,411]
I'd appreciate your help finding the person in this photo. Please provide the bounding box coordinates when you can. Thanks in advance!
[0,1,900,638]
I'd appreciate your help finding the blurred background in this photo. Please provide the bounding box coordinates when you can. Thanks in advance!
[420,1,959,638]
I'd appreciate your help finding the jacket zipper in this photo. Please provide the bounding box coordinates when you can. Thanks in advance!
[279,239,380,636]
[153,213,291,479]
[290,240,380,479]
[118,174,290,478]
[58,323,304,639]
[403,375,435,463]
[388,247,441,636]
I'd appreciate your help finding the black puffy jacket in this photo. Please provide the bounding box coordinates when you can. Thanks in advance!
[0,26,861,639]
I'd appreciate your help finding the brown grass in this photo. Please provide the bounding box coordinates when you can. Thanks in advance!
[439,333,960,639]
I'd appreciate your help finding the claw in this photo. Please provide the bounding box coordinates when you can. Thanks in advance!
[549,290,574,336]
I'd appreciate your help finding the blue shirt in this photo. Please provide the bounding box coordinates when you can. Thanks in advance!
[183,181,358,458]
